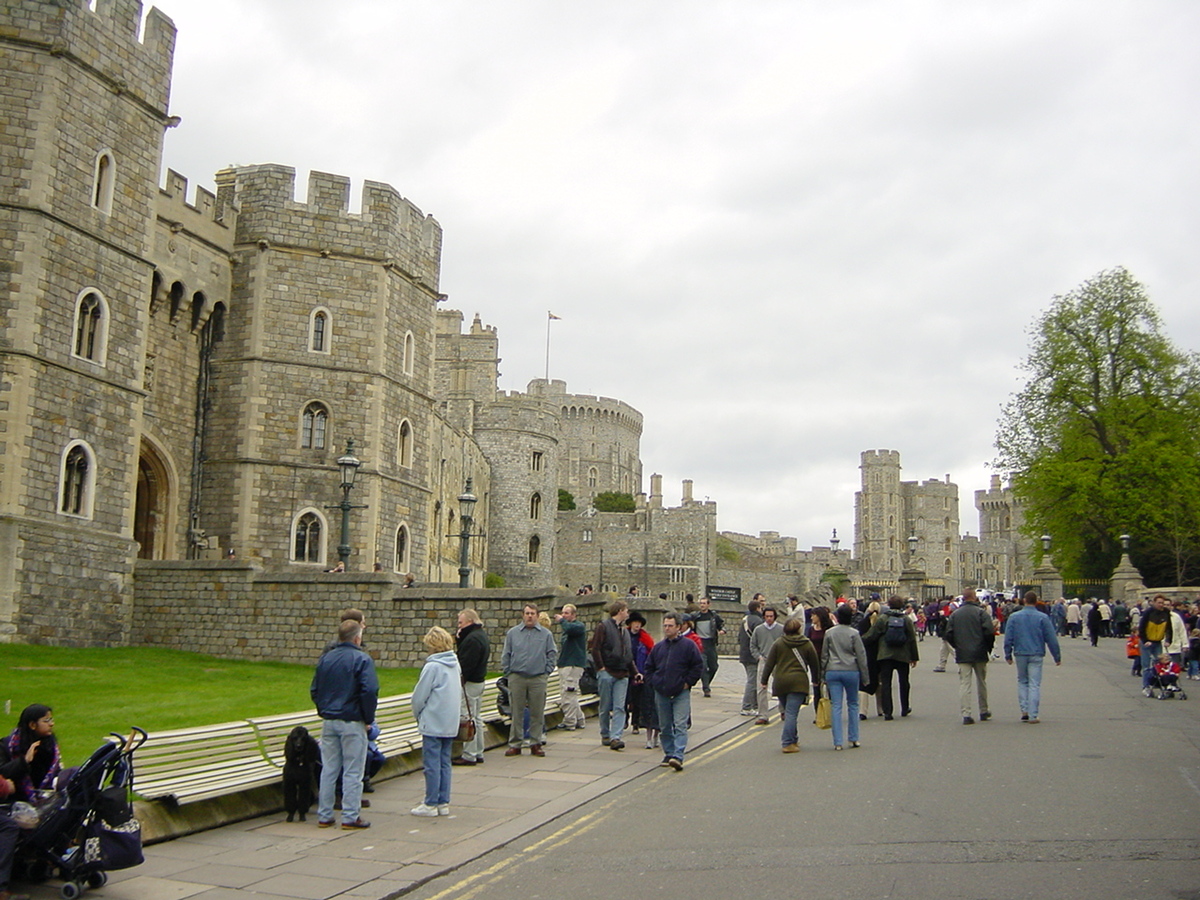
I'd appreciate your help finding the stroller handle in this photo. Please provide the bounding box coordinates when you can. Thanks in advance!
[109,728,148,753]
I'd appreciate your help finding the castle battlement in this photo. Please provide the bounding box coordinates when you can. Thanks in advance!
[4,0,176,112]
[158,169,234,249]
[213,165,442,289]
[860,449,901,466]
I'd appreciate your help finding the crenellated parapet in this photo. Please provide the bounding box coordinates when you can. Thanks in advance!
[527,378,644,436]
[213,165,442,293]
[1,0,176,113]
[157,169,234,252]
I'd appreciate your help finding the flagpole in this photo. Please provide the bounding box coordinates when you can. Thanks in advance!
[545,311,561,381]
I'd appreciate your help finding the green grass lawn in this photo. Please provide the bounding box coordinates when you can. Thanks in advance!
[1,645,419,764]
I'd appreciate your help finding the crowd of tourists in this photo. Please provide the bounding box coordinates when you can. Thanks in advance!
[305,587,1198,832]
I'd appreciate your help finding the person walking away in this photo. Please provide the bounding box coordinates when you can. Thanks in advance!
[943,588,996,725]
[311,619,379,829]
[821,604,870,750]
[627,612,659,748]
[760,617,822,754]
[590,599,635,750]
[693,596,725,697]
[644,613,704,771]
[453,609,489,765]
[865,597,919,720]
[751,606,785,724]
[502,604,557,756]
[738,597,765,715]
[410,626,463,816]
[1003,591,1061,723]
[554,604,588,730]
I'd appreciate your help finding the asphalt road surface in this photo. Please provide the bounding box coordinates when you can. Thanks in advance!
[401,639,1200,900]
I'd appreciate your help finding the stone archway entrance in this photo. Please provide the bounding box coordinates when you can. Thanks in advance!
[134,440,172,559]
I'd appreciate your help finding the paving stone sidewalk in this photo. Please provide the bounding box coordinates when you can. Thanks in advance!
[19,664,750,900]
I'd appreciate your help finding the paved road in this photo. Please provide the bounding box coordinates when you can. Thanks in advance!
[401,639,1200,900]
[15,639,1200,899]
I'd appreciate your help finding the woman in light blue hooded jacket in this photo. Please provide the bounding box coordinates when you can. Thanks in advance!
[411,626,463,817]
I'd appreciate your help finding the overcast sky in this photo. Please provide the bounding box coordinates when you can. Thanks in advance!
[156,0,1200,551]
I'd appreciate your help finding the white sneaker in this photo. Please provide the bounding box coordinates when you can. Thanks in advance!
[1142,687,1153,697]
[437,804,450,816]
[410,803,439,817]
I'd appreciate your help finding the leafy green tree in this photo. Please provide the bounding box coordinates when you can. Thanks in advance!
[995,268,1200,584]
[558,488,576,511]
[592,491,635,513]
[485,572,505,589]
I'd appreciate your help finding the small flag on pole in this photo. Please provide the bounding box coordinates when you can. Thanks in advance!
[548,311,562,320]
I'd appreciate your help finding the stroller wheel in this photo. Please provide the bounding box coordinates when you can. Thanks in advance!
[60,881,83,900]
[1179,692,1188,701]
[24,858,52,882]
[87,871,109,888]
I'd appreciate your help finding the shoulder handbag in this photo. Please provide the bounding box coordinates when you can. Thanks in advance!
[457,673,477,741]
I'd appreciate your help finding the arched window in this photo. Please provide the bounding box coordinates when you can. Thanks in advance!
[398,419,413,468]
[530,493,541,521]
[944,558,953,576]
[395,523,410,571]
[403,331,415,376]
[588,467,598,488]
[528,535,540,564]
[292,510,325,564]
[59,441,95,518]
[72,289,107,363]
[309,308,331,353]
[92,149,115,214]
[302,402,329,450]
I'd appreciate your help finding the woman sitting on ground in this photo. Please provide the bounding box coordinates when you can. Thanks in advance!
[2,704,61,802]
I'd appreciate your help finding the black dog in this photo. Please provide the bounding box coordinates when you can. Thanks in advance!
[282,725,320,822]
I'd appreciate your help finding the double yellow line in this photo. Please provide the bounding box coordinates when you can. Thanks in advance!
[423,725,767,899]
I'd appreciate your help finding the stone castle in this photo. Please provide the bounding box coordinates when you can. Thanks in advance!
[0,1,1032,649]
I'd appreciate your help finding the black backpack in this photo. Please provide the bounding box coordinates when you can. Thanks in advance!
[884,615,908,647]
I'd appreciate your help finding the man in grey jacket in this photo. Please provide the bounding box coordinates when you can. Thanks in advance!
[502,604,558,756]
[738,596,765,715]
[751,605,784,725]
[943,588,996,725]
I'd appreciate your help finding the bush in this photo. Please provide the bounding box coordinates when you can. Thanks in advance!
[558,488,576,511]
[485,572,505,589]
[593,491,635,513]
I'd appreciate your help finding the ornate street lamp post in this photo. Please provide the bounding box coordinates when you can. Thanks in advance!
[457,477,477,588]
[332,440,366,568]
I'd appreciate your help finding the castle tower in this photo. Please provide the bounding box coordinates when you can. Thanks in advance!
[530,379,643,507]
[855,450,903,575]
[901,474,960,589]
[472,393,560,587]
[199,165,449,574]
[0,0,177,643]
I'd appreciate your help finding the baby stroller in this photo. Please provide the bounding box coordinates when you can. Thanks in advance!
[18,728,147,899]
[1147,669,1188,701]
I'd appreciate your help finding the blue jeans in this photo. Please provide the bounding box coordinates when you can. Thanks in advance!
[1141,642,1163,689]
[422,735,453,806]
[317,718,368,824]
[654,689,692,762]
[598,671,629,742]
[826,670,860,747]
[1015,654,1044,718]
[781,692,808,746]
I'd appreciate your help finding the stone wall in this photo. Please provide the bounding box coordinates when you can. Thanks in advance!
[131,560,565,668]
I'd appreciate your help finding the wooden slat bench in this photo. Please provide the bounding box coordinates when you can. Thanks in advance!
[134,672,595,806]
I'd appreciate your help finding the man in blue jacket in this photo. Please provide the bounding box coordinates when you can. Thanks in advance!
[1004,591,1062,724]
[645,612,704,771]
[311,618,379,829]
